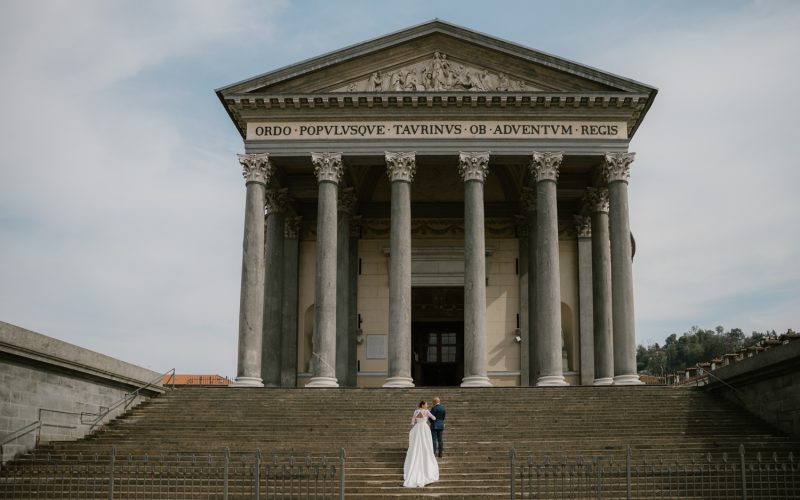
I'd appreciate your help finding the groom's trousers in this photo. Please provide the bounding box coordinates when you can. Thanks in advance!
[431,428,444,455]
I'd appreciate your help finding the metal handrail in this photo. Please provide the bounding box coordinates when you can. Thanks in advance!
[1,368,175,460]
[695,362,744,395]
[1,409,81,449]
[694,363,751,409]
[88,368,176,431]
[0,421,41,448]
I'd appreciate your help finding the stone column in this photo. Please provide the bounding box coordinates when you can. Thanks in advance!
[521,187,539,385]
[233,153,274,387]
[383,152,416,388]
[516,216,530,387]
[347,217,360,387]
[575,214,595,386]
[336,188,356,386]
[604,153,643,385]
[307,152,344,388]
[530,152,568,386]
[262,188,288,387]
[459,152,492,387]
[586,187,614,385]
[281,215,302,387]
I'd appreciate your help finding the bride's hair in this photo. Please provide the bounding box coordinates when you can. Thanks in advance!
[418,401,426,408]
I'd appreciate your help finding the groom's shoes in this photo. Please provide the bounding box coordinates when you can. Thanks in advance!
[437,452,443,458]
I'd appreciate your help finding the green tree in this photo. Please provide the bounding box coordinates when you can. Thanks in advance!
[636,326,775,374]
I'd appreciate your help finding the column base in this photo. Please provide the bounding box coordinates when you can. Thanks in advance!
[593,377,614,386]
[231,377,264,388]
[536,375,569,387]
[305,376,339,388]
[614,374,644,385]
[383,376,415,388]
[461,375,492,387]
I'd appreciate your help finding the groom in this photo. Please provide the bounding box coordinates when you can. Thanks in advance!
[429,397,446,458]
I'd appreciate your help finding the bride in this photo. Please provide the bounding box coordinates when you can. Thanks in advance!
[403,401,440,487]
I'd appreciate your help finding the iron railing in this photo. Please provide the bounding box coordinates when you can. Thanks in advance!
[178,375,232,386]
[0,447,345,499]
[510,445,798,499]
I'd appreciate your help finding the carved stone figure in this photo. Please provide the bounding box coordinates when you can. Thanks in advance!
[367,71,383,91]
[432,51,450,91]
[338,51,537,92]
[404,70,420,91]
[497,73,510,91]
[391,71,404,91]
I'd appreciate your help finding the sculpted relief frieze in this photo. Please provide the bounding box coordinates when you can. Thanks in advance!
[334,52,538,93]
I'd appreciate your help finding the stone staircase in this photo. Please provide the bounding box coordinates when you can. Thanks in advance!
[2,385,799,498]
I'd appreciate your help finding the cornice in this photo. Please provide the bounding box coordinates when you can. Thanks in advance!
[222,92,650,140]
[224,92,650,109]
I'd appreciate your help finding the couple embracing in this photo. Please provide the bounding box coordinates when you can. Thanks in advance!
[403,397,446,488]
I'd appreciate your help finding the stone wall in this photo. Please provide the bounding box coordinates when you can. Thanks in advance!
[704,339,800,438]
[0,321,163,464]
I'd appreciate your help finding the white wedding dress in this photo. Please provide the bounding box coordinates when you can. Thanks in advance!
[403,409,440,487]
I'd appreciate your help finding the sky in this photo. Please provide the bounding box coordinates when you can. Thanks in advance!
[1,0,798,377]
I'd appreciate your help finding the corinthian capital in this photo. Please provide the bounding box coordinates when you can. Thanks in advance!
[574,214,592,238]
[603,152,635,183]
[311,152,344,184]
[385,152,417,183]
[338,187,357,214]
[520,186,537,213]
[584,187,610,214]
[458,151,490,182]
[237,153,274,185]
[264,188,289,216]
[285,216,303,239]
[350,215,362,238]
[530,152,563,183]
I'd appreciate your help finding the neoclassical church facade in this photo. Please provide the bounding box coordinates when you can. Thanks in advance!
[216,21,657,388]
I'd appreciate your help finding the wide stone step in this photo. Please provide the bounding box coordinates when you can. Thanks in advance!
[3,386,799,499]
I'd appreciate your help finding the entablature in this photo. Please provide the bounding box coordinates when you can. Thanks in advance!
[223,92,650,140]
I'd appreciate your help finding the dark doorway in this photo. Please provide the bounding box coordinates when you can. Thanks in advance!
[411,287,464,386]
[412,323,464,386]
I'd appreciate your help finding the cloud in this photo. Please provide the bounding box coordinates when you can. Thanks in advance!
[0,0,287,374]
[595,2,800,340]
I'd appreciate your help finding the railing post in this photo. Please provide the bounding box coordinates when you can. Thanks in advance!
[740,444,747,500]
[626,446,632,500]
[509,448,516,499]
[339,447,346,500]
[108,446,116,500]
[223,447,230,500]
[255,449,261,500]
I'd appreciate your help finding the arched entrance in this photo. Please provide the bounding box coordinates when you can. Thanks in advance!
[411,287,464,386]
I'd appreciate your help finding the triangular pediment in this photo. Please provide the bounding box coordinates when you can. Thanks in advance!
[217,20,655,96]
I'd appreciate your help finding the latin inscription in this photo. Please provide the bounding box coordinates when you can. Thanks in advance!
[247,120,627,140]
